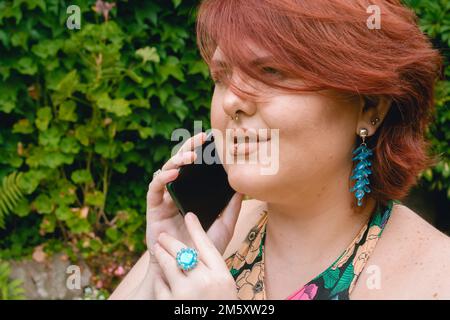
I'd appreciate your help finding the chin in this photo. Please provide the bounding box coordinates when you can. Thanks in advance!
[226,163,278,198]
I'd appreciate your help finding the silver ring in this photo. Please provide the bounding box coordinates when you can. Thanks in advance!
[153,169,162,179]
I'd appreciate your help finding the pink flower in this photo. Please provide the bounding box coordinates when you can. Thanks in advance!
[96,280,104,289]
[114,266,125,276]
[287,283,318,300]
[92,0,116,21]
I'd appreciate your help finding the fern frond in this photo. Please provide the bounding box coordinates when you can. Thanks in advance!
[0,172,25,229]
[0,261,25,300]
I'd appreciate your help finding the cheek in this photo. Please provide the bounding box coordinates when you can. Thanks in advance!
[268,95,354,175]
[210,93,226,130]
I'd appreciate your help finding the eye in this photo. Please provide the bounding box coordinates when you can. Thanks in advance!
[211,70,227,86]
[261,66,284,78]
[212,76,222,85]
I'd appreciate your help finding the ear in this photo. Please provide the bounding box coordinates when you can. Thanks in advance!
[356,96,392,136]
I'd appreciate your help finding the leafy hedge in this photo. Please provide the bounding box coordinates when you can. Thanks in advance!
[0,0,213,291]
[405,0,450,199]
[0,0,448,294]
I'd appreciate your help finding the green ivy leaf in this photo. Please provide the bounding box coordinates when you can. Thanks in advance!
[0,80,18,113]
[158,56,185,82]
[33,193,53,214]
[13,118,34,134]
[112,162,127,173]
[136,47,160,64]
[60,136,81,154]
[58,100,78,122]
[49,181,77,205]
[66,218,91,234]
[85,190,105,207]
[97,92,132,117]
[172,0,182,8]
[35,107,53,131]
[167,96,189,121]
[31,39,63,59]
[121,141,134,152]
[18,169,48,194]
[71,169,93,184]
[106,227,119,241]
[55,205,73,221]
[13,198,30,217]
[52,70,79,105]
[13,0,47,12]
[138,126,153,139]
[38,126,62,147]
[16,57,37,75]
[94,139,120,159]
[42,151,74,168]
[74,125,90,146]
[11,31,28,50]
[40,215,56,234]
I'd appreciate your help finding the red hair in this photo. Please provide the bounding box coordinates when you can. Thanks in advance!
[195,0,443,206]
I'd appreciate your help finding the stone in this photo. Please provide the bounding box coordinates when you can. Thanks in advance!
[9,252,92,300]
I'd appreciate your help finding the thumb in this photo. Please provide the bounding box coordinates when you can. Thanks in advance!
[207,192,244,255]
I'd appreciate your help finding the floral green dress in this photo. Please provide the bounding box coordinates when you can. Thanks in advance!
[225,199,400,300]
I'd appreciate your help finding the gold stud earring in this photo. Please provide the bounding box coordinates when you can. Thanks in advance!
[359,128,368,144]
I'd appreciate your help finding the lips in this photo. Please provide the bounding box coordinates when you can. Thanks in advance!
[228,128,272,156]
[230,128,271,144]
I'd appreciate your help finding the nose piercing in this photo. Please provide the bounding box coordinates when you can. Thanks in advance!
[231,112,239,121]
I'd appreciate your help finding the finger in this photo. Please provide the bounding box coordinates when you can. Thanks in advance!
[157,233,206,272]
[153,243,185,289]
[162,190,178,210]
[147,169,180,207]
[207,192,244,254]
[178,132,207,154]
[184,212,224,269]
[161,151,197,171]
[158,232,189,256]
[153,274,172,300]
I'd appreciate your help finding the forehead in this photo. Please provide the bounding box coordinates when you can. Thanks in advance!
[211,41,271,62]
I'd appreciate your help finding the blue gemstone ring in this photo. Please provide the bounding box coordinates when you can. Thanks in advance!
[176,247,199,271]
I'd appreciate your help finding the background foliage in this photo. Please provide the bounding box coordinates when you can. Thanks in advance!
[0,0,448,297]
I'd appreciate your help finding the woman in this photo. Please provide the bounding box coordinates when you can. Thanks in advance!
[110,0,450,300]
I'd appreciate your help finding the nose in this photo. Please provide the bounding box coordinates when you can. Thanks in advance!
[222,70,257,121]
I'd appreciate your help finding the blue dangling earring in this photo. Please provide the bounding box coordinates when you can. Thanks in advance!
[350,128,372,206]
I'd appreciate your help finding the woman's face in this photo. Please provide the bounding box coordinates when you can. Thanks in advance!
[210,45,363,204]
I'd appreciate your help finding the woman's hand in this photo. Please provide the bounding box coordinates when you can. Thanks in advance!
[146,131,244,256]
[121,131,242,300]
[152,211,238,300]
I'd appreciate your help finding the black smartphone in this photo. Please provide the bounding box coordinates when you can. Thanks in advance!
[166,131,236,231]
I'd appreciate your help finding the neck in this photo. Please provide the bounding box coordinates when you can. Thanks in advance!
[264,175,377,266]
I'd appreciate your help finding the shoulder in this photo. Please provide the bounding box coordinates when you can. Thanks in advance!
[352,202,450,299]
[222,198,267,259]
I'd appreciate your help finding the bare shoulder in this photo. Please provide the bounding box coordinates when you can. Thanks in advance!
[222,198,267,259]
[352,203,450,299]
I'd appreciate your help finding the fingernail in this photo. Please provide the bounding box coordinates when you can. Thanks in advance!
[186,212,196,221]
